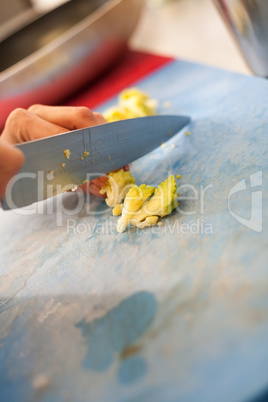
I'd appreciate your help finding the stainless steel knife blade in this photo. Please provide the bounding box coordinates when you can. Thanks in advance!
[2,115,190,210]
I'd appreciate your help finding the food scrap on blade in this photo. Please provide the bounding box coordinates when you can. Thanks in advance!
[63,149,71,159]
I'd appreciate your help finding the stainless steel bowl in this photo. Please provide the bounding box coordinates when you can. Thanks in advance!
[0,0,143,128]
[213,0,268,77]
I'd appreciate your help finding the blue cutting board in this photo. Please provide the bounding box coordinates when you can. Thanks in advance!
[0,60,267,402]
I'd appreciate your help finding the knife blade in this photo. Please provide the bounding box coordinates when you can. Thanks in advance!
[2,115,190,210]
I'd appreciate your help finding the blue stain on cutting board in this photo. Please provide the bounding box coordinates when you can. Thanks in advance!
[118,356,147,384]
[76,291,156,383]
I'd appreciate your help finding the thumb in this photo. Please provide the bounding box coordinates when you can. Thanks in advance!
[0,140,25,200]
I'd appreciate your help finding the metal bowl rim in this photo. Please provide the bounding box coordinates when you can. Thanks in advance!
[0,0,125,82]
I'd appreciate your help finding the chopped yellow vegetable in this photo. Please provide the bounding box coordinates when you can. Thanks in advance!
[117,184,155,232]
[135,216,159,229]
[176,174,181,179]
[63,149,71,159]
[185,131,191,136]
[103,108,129,122]
[99,169,136,207]
[104,88,157,122]
[130,175,178,228]
[100,87,179,232]
[83,151,89,157]
[112,204,123,216]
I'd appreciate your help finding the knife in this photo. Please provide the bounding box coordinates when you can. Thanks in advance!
[2,115,190,210]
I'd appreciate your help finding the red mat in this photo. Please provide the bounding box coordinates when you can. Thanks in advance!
[65,48,174,109]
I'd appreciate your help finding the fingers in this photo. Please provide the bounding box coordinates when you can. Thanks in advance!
[79,181,106,198]
[89,182,106,198]
[79,175,108,198]
[0,140,25,199]
[93,112,107,124]
[1,106,107,145]
[79,168,130,198]
[91,175,108,187]
[28,105,107,130]
[1,108,68,144]
[123,164,130,172]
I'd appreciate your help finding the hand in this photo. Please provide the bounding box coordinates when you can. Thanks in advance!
[1,105,107,144]
[1,105,128,199]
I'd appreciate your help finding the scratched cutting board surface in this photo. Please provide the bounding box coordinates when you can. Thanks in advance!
[0,60,268,402]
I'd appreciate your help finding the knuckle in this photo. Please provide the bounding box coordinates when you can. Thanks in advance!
[94,112,106,122]
[54,126,67,135]
[6,108,27,128]
[3,108,30,143]
[74,106,94,122]
[28,104,42,113]
[8,108,27,120]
